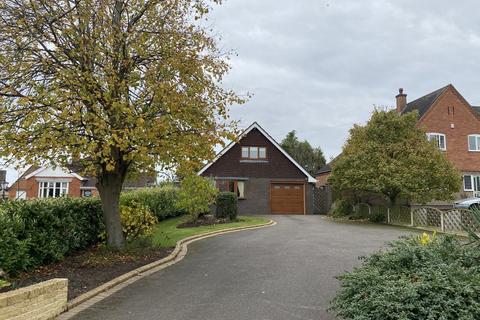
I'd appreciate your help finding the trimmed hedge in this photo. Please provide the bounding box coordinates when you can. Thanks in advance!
[120,186,185,221]
[0,197,104,276]
[1,186,185,277]
[215,192,238,220]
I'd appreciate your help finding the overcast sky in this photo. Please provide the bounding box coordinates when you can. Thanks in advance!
[210,0,480,161]
[3,0,480,183]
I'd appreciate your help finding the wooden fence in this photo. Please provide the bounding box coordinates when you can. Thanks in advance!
[354,203,480,233]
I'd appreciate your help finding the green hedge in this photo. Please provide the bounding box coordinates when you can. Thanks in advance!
[215,192,238,220]
[120,186,185,221]
[0,197,104,276]
[330,235,480,319]
[0,186,185,277]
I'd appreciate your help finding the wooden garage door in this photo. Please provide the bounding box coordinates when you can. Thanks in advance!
[270,183,304,214]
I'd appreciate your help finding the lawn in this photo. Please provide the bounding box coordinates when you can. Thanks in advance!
[152,215,270,247]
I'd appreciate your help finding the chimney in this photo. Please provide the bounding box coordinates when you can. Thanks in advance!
[396,88,407,113]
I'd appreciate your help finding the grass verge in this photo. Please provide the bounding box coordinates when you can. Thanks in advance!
[152,215,270,247]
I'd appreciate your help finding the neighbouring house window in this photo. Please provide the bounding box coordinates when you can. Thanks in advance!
[38,181,68,198]
[468,135,480,151]
[464,175,473,191]
[464,175,480,195]
[241,146,267,159]
[426,133,446,151]
[16,191,26,199]
[82,189,93,197]
[216,180,246,199]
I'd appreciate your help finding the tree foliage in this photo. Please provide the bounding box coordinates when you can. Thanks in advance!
[281,130,326,175]
[0,0,243,248]
[329,110,461,205]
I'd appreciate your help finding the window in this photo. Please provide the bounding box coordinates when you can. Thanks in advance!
[241,147,249,158]
[426,133,446,151]
[16,191,26,199]
[216,180,246,199]
[82,189,93,197]
[464,175,480,194]
[38,181,68,198]
[258,147,266,159]
[464,175,473,191]
[237,181,245,199]
[468,135,480,151]
[250,147,258,159]
[241,146,267,160]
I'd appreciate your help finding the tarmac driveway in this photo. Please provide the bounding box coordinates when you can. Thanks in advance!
[68,216,414,320]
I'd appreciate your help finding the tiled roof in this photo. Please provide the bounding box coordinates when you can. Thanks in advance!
[315,164,332,175]
[471,106,480,115]
[401,85,449,118]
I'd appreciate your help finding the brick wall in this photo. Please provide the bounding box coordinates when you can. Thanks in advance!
[315,172,330,187]
[0,278,68,320]
[419,87,480,173]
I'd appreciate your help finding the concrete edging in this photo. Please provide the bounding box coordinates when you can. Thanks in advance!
[64,218,276,314]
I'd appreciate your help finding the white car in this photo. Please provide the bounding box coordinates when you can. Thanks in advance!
[453,197,480,209]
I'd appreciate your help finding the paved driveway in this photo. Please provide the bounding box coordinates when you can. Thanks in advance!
[69,216,414,320]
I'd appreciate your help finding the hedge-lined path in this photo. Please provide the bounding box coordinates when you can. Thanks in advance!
[66,216,415,320]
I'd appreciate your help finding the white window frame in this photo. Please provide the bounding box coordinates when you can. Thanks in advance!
[468,134,480,152]
[464,175,474,191]
[426,133,446,151]
[38,181,69,198]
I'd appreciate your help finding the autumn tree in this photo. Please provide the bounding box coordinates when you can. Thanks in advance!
[329,110,461,206]
[0,0,243,248]
[281,131,326,175]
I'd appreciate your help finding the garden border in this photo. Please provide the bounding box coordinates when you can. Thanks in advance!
[59,218,276,319]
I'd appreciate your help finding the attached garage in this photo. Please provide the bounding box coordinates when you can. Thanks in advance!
[199,122,317,215]
[270,182,305,214]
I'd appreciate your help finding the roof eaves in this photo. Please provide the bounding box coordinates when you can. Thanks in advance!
[198,122,317,183]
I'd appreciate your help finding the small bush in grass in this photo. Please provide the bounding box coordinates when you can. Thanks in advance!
[215,192,238,220]
[176,175,217,222]
[120,186,184,221]
[120,202,158,240]
[329,235,480,320]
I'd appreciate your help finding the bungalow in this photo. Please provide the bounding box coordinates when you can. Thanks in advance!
[199,122,317,215]
[8,165,156,199]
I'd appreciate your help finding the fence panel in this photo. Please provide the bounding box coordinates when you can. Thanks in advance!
[389,206,411,225]
[313,186,332,214]
[412,207,441,228]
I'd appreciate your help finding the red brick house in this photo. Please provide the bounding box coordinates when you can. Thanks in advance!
[199,122,317,215]
[8,165,156,199]
[396,84,480,200]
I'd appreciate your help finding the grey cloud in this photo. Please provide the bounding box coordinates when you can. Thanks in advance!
[210,0,480,159]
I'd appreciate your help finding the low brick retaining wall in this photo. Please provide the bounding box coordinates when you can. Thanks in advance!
[0,278,68,320]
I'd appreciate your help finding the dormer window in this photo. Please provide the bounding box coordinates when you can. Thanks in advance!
[241,146,267,160]
[426,133,446,151]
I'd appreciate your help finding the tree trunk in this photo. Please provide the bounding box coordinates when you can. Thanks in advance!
[96,169,127,249]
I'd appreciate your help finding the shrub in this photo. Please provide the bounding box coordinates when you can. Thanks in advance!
[0,197,104,276]
[215,192,238,220]
[120,186,184,221]
[176,175,217,221]
[330,235,480,320]
[120,202,158,240]
[331,199,353,217]
[368,210,386,223]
